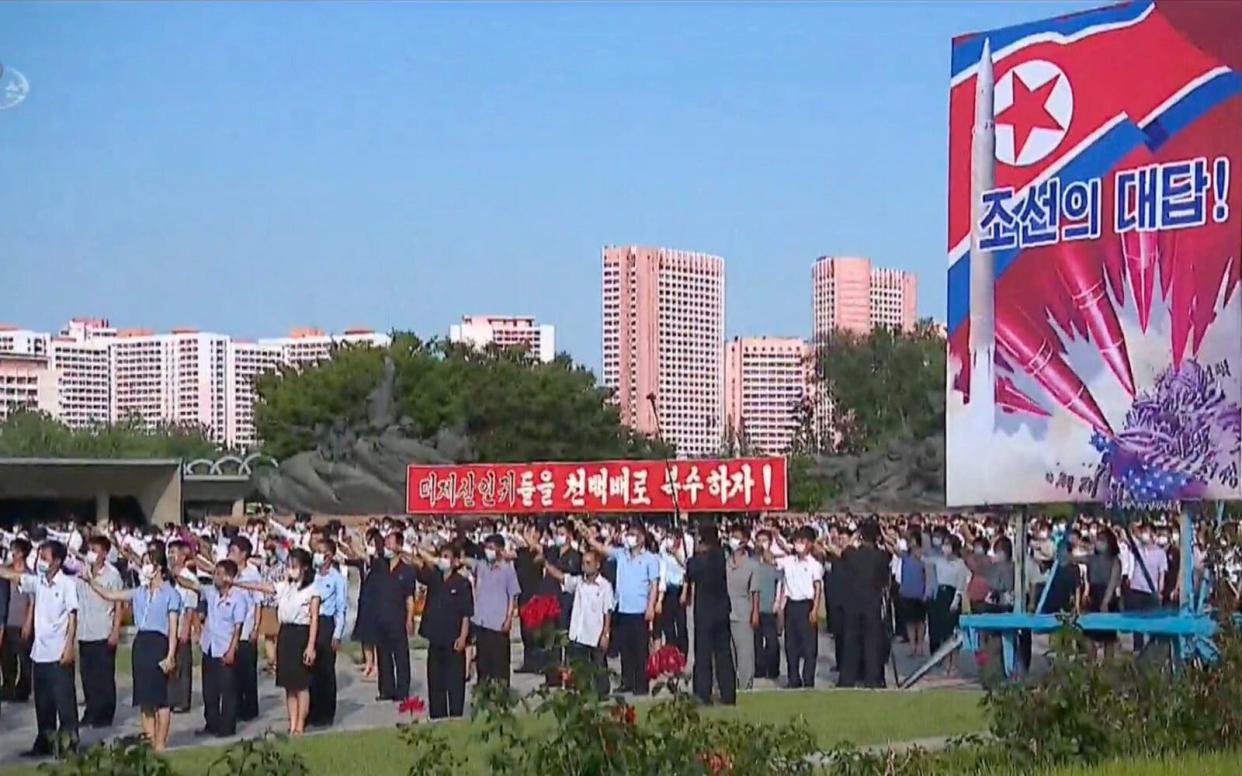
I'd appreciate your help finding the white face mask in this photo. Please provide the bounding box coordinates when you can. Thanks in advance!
[313,552,326,568]
[85,551,100,566]
[140,563,156,581]
[36,560,51,575]
[794,542,809,555]
[484,548,497,562]
[624,535,640,549]
[436,558,452,572]
[896,539,909,553]
[554,534,567,547]
[727,538,742,552]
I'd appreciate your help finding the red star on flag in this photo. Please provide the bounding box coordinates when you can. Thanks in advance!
[996,72,1064,161]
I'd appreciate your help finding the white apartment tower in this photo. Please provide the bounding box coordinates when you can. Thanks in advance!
[226,341,283,450]
[449,315,556,363]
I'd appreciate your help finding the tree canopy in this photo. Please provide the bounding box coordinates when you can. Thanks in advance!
[813,319,945,455]
[253,333,669,463]
[0,411,221,459]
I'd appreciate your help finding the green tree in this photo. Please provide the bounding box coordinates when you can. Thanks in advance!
[813,319,945,454]
[0,410,220,459]
[253,334,668,463]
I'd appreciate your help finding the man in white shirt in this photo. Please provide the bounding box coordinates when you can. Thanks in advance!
[168,541,199,713]
[0,540,79,757]
[537,546,614,698]
[75,536,122,728]
[774,528,824,689]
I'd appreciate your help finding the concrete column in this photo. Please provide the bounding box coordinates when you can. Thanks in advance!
[95,490,110,525]
[231,498,245,518]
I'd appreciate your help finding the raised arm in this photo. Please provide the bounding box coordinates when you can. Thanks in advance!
[234,579,277,597]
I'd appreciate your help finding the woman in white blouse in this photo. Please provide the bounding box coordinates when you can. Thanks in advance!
[235,547,321,735]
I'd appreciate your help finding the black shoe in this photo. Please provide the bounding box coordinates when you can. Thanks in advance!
[194,728,212,738]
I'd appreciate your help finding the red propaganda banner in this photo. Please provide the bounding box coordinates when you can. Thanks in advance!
[405,457,787,514]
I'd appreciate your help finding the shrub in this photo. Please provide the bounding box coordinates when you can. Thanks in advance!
[39,736,174,776]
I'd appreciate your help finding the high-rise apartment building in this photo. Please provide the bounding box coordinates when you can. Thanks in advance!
[110,328,230,446]
[226,341,284,450]
[47,317,114,429]
[724,337,812,455]
[811,256,917,340]
[449,315,556,363]
[259,327,391,367]
[602,245,725,458]
[0,353,58,420]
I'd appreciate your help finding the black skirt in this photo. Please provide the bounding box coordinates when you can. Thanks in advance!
[132,631,170,709]
[353,582,380,644]
[277,624,312,691]
[928,585,960,652]
[1085,583,1118,643]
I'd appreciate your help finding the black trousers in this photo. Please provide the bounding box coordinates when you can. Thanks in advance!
[566,641,610,698]
[426,645,466,719]
[377,620,411,700]
[32,661,78,754]
[838,603,885,688]
[474,626,511,687]
[1,624,32,701]
[614,613,649,695]
[660,587,689,654]
[829,603,846,670]
[201,655,238,736]
[235,640,259,721]
[783,600,818,688]
[308,616,337,726]
[169,639,193,711]
[753,613,781,679]
[1125,590,1160,651]
[692,617,736,705]
[77,640,116,726]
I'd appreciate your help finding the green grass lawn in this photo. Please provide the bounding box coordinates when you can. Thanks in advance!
[1039,750,1242,776]
[1,689,986,776]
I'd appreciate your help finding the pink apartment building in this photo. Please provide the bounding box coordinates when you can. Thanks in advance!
[449,315,555,363]
[602,245,725,458]
[811,256,917,340]
[724,336,812,455]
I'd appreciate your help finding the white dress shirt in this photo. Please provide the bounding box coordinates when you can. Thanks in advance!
[19,570,80,663]
[775,555,824,601]
[275,581,320,625]
[562,574,615,649]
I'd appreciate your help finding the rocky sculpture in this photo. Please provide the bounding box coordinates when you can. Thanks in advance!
[810,432,946,512]
[252,356,473,515]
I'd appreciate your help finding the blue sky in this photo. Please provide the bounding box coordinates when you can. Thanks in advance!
[0,1,1098,368]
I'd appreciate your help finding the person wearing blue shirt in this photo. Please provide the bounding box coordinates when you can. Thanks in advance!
[87,541,181,752]
[308,538,347,728]
[589,524,659,695]
[174,559,245,738]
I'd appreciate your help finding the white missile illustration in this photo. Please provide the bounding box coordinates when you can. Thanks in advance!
[968,38,997,422]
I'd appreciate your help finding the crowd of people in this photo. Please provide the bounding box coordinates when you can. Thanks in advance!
[0,509,1237,757]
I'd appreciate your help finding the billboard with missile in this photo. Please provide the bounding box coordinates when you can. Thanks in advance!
[946,0,1242,506]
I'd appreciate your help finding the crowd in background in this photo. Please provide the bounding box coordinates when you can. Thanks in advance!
[0,508,1238,758]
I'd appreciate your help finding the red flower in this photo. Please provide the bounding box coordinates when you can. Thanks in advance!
[645,644,688,681]
[698,751,733,775]
[609,703,636,726]
[398,696,426,716]
[557,666,575,686]
[519,594,562,630]
[973,649,990,667]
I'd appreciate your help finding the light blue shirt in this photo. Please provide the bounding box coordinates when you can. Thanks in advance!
[199,585,245,658]
[608,547,660,615]
[131,582,183,636]
[315,567,348,642]
[659,550,686,588]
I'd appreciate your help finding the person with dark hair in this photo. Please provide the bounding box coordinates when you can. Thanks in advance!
[308,538,346,727]
[751,531,782,680]
[234,547,321,735]
[173,559,245,738]
[75,535,122,728]
[466,534,520,687]
[166,540,198,714]
[2,537,34,702]
[85,541,180,752]
[342,528,383,681]
[373,530,416,701]
[774,527,824,689]
[836,521,891,688]
[1086,527,1122,661]
[725,525,759,692]
[0,540,80,756]
[229,537,262,721]
[686,524,736,705]
[407,543,474,718]
[588,523,659,695]
[927,535,969,676]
